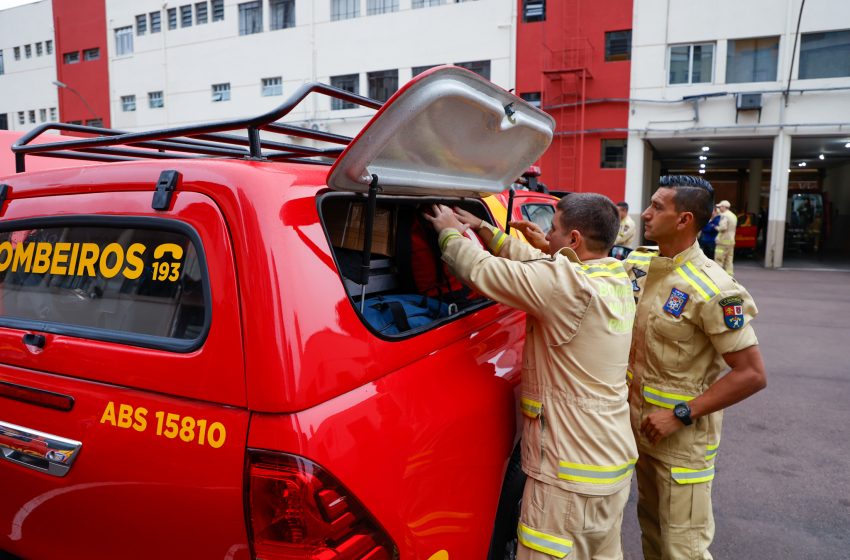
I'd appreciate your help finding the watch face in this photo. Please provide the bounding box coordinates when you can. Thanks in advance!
[675,404,689,417]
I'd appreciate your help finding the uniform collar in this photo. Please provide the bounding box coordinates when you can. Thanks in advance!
[556,247,617,266]
[651,240,704,270]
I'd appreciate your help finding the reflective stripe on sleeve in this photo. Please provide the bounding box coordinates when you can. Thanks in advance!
[674,262,720,301]
[439,231,463,252]
[642,385,695,409]
[705,442,720,461]
[520,397,542,419]
[489,230,508,254]
[573,262,628,278]
[626,251,655,265]
[517,522,573,558]
[557,458,637,485]
[671,465,715,484]
[626,369,634,382]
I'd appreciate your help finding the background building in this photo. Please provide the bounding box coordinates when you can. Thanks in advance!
[627,0,850,267]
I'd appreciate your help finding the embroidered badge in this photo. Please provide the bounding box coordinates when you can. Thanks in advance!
[633,269,647,278]
[663,288,689,317]
[719,295,745,329]
[632,279,641,292]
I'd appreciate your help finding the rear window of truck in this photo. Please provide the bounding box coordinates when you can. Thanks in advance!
[0,218,209,351]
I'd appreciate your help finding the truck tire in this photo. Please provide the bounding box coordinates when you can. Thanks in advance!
[487,444,526,560]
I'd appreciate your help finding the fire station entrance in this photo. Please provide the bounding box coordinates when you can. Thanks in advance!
[639,135,850,270]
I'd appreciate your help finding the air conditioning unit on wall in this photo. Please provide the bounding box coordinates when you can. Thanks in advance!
[735,93,762,123]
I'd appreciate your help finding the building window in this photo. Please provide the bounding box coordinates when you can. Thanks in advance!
[523,0,544,22]
[136,14,147,35]
[39,108,47,122]
[84,48,100,61]
[668,43,713,85]
[799,30,850,80]
[24,44,32,58]
[239,1,262,34]
[605,30,631,62]
[50,107,57,120]
[18,112,25,125]
[168,8,178,29]
[0,52,4,75]
[455,60,490,80]
[28,110,36,123]
[270,0,295,29]
[368,69,398,102]
[13,47,20,60]
[212,0,224,21]
[63,51,80,64]
[115,26,134,55]
[331,0,359,21]
[212,82,231,102]
[412,65,438,77]
[0,114,7,130]
[86,118,103,127]
[36,42,43,56]
[196,2,209,24]
[150,11,162,32]
[330,74,359,109]
[726,36,779,84]
[181,4,193,27]
[261,76,283,96]
[148,91,164,108]
[520,92,541,108]
[367,0,399,14]
[46,40,53,54]
[412,0,445,7]
[601,139,627,168]
[121,95,137,112]
[67,120,82,125]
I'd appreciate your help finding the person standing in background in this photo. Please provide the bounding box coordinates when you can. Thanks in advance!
[616,201,636,248]
[699,207,721,260]
[714,200,737,275]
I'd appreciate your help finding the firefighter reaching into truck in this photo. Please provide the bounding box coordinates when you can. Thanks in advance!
[425,194,637,560]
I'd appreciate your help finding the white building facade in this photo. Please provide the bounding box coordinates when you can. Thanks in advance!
[0,0,58,132]
[104,0,517,138]
[627,0,850,267]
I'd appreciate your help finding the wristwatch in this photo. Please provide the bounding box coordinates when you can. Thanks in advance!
[673,402,693,426]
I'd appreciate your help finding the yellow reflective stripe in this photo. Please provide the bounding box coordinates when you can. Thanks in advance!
[520,397,542,419]
[490,230,508,253]
[573,262,628,278]
[642,385,694,409]
[625,251,655,265]
[438,231,463,252]
[517,522,573,558]
[626,369,634,382]
[705,442,720,461]
[674,261,720,301]
[558,458,637,484]
[671,466,715,484]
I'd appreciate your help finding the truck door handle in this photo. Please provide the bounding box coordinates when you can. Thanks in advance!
[23,333,46,348]
[0,420,82,477]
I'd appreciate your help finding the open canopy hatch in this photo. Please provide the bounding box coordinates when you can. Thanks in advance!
[327,66,555,198]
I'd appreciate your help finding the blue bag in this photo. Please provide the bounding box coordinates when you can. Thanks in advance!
[362,294,450,335]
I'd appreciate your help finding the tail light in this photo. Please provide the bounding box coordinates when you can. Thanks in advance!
[246,450,398,560]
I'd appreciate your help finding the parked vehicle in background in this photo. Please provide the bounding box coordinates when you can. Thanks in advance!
[0,67,554,560]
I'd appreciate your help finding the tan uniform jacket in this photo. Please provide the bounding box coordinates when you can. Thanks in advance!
[616,215,636,247]
[624,241,758,470]
[440,229,638,495]
[716,210,737,246]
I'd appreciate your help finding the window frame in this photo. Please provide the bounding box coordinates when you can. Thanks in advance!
[168,8,178,29]
[212,0,225,21]
[600,138,627,169]
[667,42,715,85]
[115,26,134,56]
[180,4,193,27]
[331,0,360,21]
[522,0,545,22]
[238,0,263,35]
[261,77,283,97]
[0,216,212,353]
[196,2,209,24]
[211,82,231,102]
[136,13,148,35]
[14,47,21,60]
[149,91,165,108]
[121,95,137,112]
[63,51,80,64]
[0,51,4,76]
[83,48,100,61]
[367,69,399,103]
[46,40,53,54]
[150,11,162,33]
[605,30,632,62]
[726,36,780,84]
[35,42,43,56]
[270,0,295,29]
[454,60,491,80]
[367,0,399,15]
[799,29,850,80]
[330,73,359,109]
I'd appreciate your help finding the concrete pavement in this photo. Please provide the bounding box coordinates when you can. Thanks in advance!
[622,264,850,559]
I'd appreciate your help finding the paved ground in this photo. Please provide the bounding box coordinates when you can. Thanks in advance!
[622,263,850,559]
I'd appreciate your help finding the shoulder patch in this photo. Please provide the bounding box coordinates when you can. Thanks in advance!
[663,288,689,317]
[720,296,745,329]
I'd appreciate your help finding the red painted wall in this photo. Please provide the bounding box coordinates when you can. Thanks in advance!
[516,0,632,202]
[53,0,110,127]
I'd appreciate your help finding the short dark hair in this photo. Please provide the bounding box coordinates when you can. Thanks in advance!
[616,201,629,210]
[658,175,715,230]
[556,193,620,253]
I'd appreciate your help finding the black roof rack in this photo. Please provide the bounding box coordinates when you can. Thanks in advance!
[12,82,384,173]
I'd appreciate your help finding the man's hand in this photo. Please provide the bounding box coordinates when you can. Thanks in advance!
[423,204,466,234]
[640,410,683,445]
[453,207,485,229]
[509,220,550,253]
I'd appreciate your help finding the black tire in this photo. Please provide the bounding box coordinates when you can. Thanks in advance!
[487,444,526,560]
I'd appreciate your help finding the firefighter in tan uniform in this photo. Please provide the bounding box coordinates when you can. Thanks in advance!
[425,194,637,560]
[624,176,767,560]
[713,200,737,275]
[616,201,636,248]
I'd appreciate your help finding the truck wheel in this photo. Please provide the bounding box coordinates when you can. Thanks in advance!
[487,444,526,560]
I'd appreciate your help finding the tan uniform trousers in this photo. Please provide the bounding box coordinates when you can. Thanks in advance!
[713,244,734,276]
[518,478,630,560]
[635,454,715,560]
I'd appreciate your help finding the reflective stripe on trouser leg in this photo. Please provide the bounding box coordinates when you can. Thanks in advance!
[636,454,714,560]
[518,478,630,560]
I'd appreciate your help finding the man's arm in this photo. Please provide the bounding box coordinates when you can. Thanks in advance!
[640,345,766,444]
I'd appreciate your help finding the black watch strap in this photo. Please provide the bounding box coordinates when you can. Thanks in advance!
[674,402,693,426]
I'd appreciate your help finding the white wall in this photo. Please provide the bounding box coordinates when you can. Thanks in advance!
[105,0,515,135]
[0,0,58,132]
